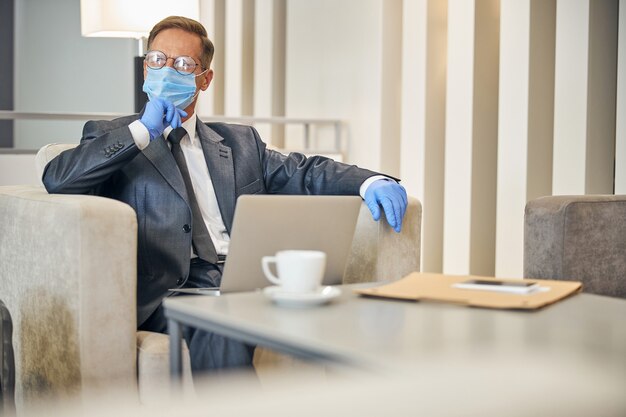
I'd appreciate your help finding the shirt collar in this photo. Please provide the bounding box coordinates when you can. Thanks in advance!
[182,114,198,145]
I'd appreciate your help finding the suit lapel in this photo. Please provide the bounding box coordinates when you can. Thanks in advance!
[141,135,189,203]
[196,121,236,233]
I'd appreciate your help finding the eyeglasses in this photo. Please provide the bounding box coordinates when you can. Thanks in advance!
[144,50,204,75]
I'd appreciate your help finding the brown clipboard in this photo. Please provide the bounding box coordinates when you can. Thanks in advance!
[355,272,582,310]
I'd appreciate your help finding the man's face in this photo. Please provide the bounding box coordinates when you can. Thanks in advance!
[145,28,213,113]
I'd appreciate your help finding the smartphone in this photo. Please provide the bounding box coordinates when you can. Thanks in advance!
[168,288,221,296]
[453,279,540,294]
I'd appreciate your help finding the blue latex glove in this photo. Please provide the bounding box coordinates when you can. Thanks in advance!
[140,98,188,140]
[364,179,408,233]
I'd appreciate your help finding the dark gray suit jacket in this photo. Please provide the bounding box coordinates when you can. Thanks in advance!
[42,115,379,325]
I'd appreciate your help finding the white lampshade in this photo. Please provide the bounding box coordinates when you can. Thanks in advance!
[80,0,200,39]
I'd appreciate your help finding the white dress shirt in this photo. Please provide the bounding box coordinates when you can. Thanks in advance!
[128,115,388,257]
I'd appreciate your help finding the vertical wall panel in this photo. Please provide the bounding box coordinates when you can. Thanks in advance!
[271,0,286,147]
[617,0,626,194]
[196,0,217,116]
[400,0,425,200]
[198,0,225,116]
[469,0,499,275]
[224,0,244,115]
[526,1,555,203]
[496,0,531,278]
[553,0,618,195]
[213,0,226,115]
[379,0,403,177]
[424,0,447,273]
[496,0,555,278]
[197,0,214,116]
[443,0,475,274]
[444,0,499,275]
[241,0,255,116]
[553,1,589,194]
[253,0,286,147]
[400,0,447,272]
[586,0,618,193]
[253,0,274,141]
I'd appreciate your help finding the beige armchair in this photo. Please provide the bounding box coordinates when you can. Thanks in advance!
[0,143,421,414]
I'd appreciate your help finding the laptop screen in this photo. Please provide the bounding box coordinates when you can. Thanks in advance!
[219,195,362,293]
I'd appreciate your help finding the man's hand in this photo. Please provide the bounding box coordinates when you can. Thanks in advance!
[364,179,408,233]
[140,98,188,140]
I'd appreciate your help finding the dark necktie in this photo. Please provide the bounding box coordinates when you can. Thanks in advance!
[168,127,219,264]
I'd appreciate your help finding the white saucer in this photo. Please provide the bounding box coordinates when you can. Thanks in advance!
[262,286,341,307]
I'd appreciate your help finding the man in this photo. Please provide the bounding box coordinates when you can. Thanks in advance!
[43,16,407,372]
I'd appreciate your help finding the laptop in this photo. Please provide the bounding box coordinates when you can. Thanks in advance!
[221,194,362,293]
[172,195,362,295]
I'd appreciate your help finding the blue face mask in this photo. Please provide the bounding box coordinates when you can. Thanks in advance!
[142,67,206,110]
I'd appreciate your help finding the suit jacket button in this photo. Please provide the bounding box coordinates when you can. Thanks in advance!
[183,224,191,233]
[176,278,184,285]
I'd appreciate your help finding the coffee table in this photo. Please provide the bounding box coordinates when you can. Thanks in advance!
[164,283,626,387]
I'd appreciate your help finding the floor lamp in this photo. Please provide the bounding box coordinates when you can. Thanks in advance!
[79,0,200,113]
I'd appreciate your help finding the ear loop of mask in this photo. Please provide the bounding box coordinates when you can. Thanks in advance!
[189,68,209,103]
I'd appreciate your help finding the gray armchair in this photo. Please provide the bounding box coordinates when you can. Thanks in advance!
[524,195,626,298]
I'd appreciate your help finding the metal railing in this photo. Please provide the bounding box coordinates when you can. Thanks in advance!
[0,111,344,152]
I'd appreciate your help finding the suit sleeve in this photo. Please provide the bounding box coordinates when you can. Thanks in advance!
[42,119,142,195]
[254,127,382,195]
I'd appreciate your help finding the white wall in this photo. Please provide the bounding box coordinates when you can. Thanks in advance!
[14,0,134,150]
[284,0,389,170]
[10,0,625,276]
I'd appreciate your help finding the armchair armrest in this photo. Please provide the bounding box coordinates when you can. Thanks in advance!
[0,185,138,410]
[524,195,626,298]
[344,196,422,283]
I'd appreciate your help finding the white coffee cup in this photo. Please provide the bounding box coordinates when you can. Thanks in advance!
[261,250,326,293]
